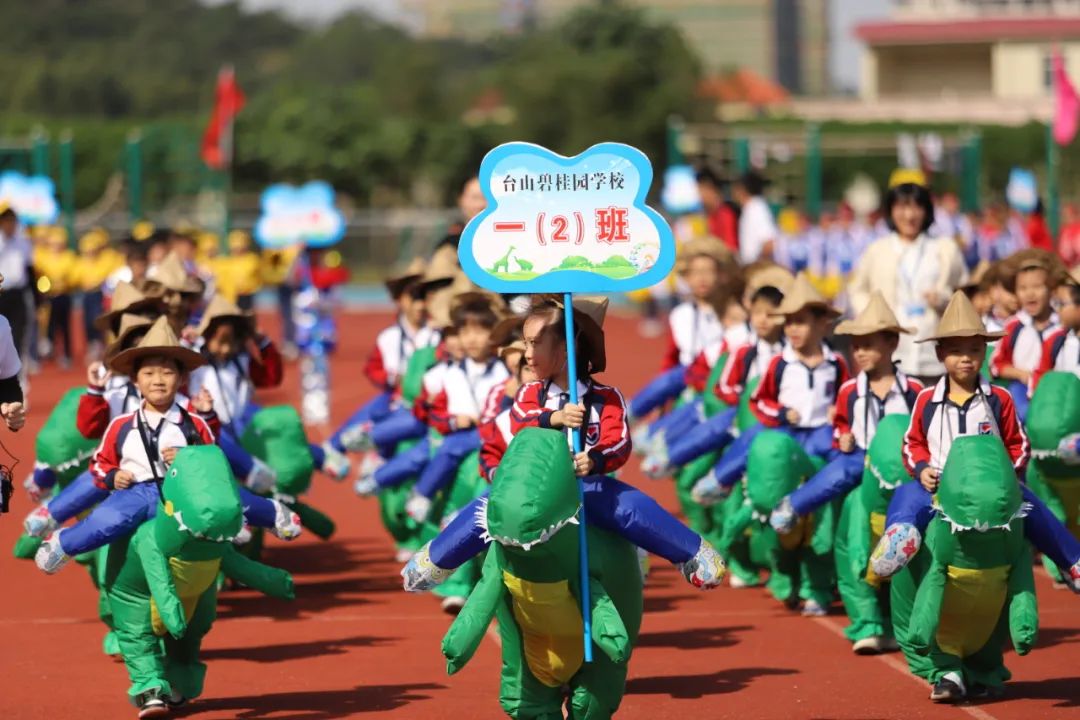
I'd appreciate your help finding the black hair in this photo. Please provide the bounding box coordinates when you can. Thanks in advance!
[750,285,784,307]
[122,239,148,262]
[736,171,767,197]
[450,297,499,330]
[0,208,15,221]
[883,183,935,234]
[1068,283,1080,306]
[695,166,725,188]
[457,176,479,197]
[526,301,594,378]
[206,316,253,342]
[119,327,151,351]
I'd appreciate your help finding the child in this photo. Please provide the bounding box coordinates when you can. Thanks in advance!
[693,273,849,502]
[402,292,510,522]
[989,249,1064,420]
[477,340,535,482]
[211,230,263,312]
[984,261,1019,333]
[871,291,1080,589]
[35,318,219,573]
[628,237,732,425]
[105,238,150,299]
[643,281,787,478]
[770,293,922,547]
[1034,276,1080,385]
[143,252,205,336]
[74,228,124,360]
[34,226,77,369]
[402,295,726,591]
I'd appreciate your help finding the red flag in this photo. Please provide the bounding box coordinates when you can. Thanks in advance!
[1053,51,1079,146]
[201,66,246,169]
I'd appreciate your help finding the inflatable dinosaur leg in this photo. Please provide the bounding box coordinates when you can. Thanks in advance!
[567,650,625,720]
[163,586,215,701]
[674,451,716,534]
[835,492,886,641]
[290,500,336,540]
[890,551,934,680]
[762,529,795,604]
[495,597,564,720]
[958,615,1011,690]
[717,485,762,586]
[112,593,172,702]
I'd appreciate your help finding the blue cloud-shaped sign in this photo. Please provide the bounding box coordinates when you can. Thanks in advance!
[254,180,345,250]
[0,171,59,226]
[661,164,703,215]
[459,142,675,294]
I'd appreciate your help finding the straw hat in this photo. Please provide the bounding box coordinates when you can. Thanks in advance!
[108,316,206,377]
[78,228,109,254]
[676,236,734,274]
[491,313,526,348]
[916,291,1007,343]
[93,282,162,333]
[769,273,841,319]
[196,294,255,338]
[745,262,795,295]
[888,168,928,189]
[532,295,609,374]
[417,245,460,292]
[104,314,154,363]
[1002,247,1069,291]
[835,291,915,336]
[499,339,526,362]
[145,251,204,295]
[384,257,427,298]
[426,271,477,328]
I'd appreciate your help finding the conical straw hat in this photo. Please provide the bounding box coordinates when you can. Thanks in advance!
[769,272,841,319]
[93,281,162,333]
[916,290,1007,343]
[104,314,154,363]
[418,245,460,289]
[835,291,915,336]
[676,236,734,274]
[385,257,427,297]
[108,316,206,377]
[745,263,795,295]
[531,294,609,373]
[196,294,255,338]
[146,252,204,295]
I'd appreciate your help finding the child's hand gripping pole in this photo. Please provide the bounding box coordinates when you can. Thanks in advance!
[563,292,594,663]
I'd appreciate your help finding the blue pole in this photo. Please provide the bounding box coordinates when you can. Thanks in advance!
[563,292,593,663]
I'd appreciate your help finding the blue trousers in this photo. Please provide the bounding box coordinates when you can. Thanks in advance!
[667,407,737,467]
[429,475,702,569]
[414,429,480,499]
[219,428,256,480]
[1006,380,1030,424]
[48,471,108,524]
[647,400,702,445]
[629,365,687,419]
[328,392,395,453]
[712,424,838,489]
[374,438,431,489]
[886,481,1080,571]
[789,450,866,516]
[369,409,427,457]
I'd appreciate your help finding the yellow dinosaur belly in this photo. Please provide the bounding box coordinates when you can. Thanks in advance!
[150,558,222,636]
[936,565,1008,658]
[1045,478,1080,535]
[502,571,584,688]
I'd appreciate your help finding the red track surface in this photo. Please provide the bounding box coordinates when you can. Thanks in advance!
[2,310,1078,719]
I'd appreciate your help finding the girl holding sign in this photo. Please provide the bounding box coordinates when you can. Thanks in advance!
[401,294,726,592]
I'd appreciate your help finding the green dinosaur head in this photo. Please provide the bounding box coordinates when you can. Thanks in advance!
[240,405,315,497]
[861,414,911,512]
[480,428,580,556]
[35,386,100,483]
[1027,371,1080,471]
[156,445,245,557]
[745,430,816,515]
[935,435,1028,534]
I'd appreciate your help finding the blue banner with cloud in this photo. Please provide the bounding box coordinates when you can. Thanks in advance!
[0,171,59,226]
[254,180,345,249]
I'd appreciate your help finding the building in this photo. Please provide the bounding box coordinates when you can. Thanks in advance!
[401,0,831,95]
[852,0,1080,122]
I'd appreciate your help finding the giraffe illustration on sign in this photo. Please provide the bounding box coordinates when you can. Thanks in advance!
[491,245,515,274]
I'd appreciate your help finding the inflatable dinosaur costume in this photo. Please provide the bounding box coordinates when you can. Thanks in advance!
[106,445,294,713]
[891,435,1038,699]
[442,428,643,719]
[833,414,910,648]
[717,430,834,609]
[1025,371,1080,580]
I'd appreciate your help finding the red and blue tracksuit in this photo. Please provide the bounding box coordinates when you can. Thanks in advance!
[788,370,921,515]
[711,343,850,489]
[989,310,1059,421]
[886,376,1080,572]
[429,376,703,569]
[1032,326,1080,389]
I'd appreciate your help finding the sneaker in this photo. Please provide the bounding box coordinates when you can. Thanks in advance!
[135,688,169,718]
[630,423,651,456]
[338,423,374,453]
[233,524,253,545]
[801,599,828,617]
[23,473,51,504]
[359,451,385,477]
[166,690,187,708]
[353,474,378,497]
[441,596,466,615]
[852,635,884,655]
[24,503,57,537]
[690,470,730,506]
[405,493,433,524]
[35,531,70,574]
[1065,560,1080,594]
[640,450,671,480]
[769,496,798,534]
[269,501,302,541]
[319,444,351,482]
[728,574,755,589]
[678,540,726,589]
[929,672,965,703]
[870,523,922,579]
[401,542,452,592]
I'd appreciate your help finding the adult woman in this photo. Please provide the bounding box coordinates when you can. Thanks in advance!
[848,175,968,381]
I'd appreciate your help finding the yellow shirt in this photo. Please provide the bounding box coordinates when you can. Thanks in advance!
[212,253,263,302]
[72,249,124,291]
[34,248,79,295]
[260,246,301,286]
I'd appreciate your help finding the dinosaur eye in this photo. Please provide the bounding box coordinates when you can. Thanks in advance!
[171,469,178,477]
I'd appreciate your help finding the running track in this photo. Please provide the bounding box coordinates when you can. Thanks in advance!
[2,310,1077,719]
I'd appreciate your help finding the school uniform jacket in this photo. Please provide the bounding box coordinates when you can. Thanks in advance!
[77,376,201,441]
[90,402,218,490]
[660,301,725,370]
[511,378,630,475]
[478,395,514,482]
[833,370,922,450]
[684,339,727,394]
[426,358,510,435]
[751,344,850,429]
[989,310,1059,377]
[364,319,440,391]
[187,340,283,427]
[715,337,784,406]
[1032,326,1080,388]
[902,376,1029,481]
